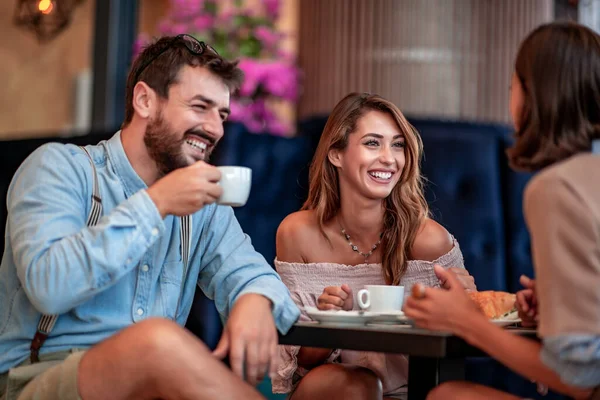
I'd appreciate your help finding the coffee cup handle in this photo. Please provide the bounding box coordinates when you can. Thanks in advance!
[357,289,370,310]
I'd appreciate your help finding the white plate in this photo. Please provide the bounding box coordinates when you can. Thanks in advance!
[490,318,521,327]
[305,307,375,325]
[305,307,411,326]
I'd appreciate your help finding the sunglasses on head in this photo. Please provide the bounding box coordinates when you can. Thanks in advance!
[134,34,219,82]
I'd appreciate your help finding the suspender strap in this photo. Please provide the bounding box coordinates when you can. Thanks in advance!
[29,146,192,363]
[30,146,102,363]
[175,215,191,318]
[81,147,102,226]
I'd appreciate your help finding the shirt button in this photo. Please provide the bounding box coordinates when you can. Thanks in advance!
[151,228,159,236]
[141,264,149,272]
[136,308,144,316]
[126,258,132,264]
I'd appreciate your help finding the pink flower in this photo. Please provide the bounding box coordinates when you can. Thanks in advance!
[158,20,174,35]
[231,101,266,133]
[170,22,190,35]
[261,61,299,101]
[132,34,150,59]
[158,20,189,35]
[229,101,250,121]
[217,10,235,25]
[265,116,290,136]
[238,59,265,97]
[170,0,204,19]
[192,15,214,32]
[254,26,280,49]
[261,0,281,19]
[142,0,301,136]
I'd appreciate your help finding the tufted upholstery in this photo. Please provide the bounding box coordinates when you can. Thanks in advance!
[416,120,508,291]
[210,122,316,265]
[501,135,536,293]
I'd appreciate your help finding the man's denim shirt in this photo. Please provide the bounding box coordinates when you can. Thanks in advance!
[0,131,300,373]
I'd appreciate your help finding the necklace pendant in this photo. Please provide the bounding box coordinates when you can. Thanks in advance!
[340,224,382,262]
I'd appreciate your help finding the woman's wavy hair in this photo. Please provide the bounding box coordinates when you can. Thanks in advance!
[507,21,600,171]
[302,92,429,285]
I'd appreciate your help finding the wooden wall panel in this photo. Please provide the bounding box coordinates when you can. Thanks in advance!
[297,0,554,123]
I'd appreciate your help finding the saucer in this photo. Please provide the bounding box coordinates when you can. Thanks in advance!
[490,318,521,327]
[305,307,410,326]
[369,311,411,324]
[305,307,374,325]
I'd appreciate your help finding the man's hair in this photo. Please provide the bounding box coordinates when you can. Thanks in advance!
[123,35,244,126]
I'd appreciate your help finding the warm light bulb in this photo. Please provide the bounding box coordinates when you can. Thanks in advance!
[38,0,53,15]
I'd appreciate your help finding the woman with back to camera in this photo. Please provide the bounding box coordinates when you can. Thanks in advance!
[403,21,600,400]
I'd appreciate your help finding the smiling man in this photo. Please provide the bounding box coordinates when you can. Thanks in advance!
[0,35,300,400]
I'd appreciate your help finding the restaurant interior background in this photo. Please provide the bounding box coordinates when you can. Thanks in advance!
[0,0,595,398]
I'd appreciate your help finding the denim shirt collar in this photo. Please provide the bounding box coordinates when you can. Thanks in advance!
[106,131,149,198]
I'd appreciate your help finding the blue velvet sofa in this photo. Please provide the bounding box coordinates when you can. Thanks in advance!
[0,118,562,399]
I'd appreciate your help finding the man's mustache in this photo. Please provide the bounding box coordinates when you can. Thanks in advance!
[185,130,216,146]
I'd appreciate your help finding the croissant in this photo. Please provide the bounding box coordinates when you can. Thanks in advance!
[468,291,517,319]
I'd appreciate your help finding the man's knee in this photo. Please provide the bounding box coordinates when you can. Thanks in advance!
[426,381,465,400]
[126,318,209,360]
[297,364,382,399]
[342,366,382,399]
[79,318,211,399]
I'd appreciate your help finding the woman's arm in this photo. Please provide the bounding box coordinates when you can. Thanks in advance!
[405,267,593,399]
[458,314,593,399]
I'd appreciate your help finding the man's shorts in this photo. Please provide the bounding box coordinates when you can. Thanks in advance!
[0,350,85,400]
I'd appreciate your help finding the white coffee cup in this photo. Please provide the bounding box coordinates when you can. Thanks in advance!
[216,166,252,207]
[357,285,405,312]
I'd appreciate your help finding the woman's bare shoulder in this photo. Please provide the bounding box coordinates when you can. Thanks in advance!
[277,210,320,236]
[411,218,454,262]
[276,210,321,262]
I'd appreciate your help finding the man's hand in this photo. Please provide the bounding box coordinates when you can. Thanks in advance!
[317,284,353,311]
[147,161,222,218]
[212,294,277,386]
[516,275,538,328]
[440,267,477,291]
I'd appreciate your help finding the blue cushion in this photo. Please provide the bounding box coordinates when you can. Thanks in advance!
[499,133,536,293]
[412,119,507,291]
[212,122,316,265]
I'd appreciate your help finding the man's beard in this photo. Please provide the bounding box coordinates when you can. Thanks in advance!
[144,112,217,177]
[143,111,189,177]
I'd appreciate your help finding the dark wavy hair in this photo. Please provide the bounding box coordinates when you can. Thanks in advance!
[507,21,600,172]
[122,35,243,127]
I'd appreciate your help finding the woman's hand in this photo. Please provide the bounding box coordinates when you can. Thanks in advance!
[404,265,484,334]
[317,284,353,311]
[516,275,538,328]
